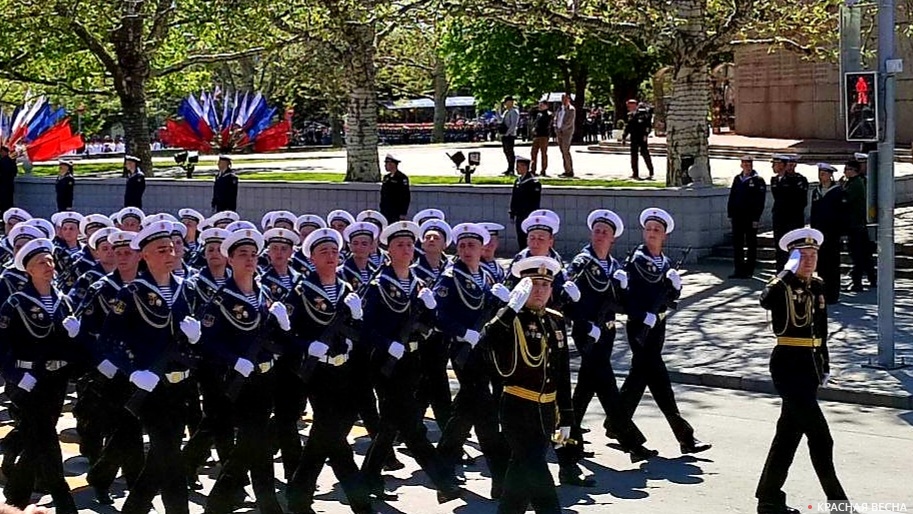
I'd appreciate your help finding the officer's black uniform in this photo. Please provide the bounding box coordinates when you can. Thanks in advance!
[482,302,572,514]
[56,168,75,211]
[727,171,767,277]
[508,173,541,243]
[810,185,846,303]
[360,264,458,498]
[197,277,283,514]
[0,150,16,214]
[284,272,373,514]
[771,172,809,268]
[433,260,508,492]
[619,245,701,450]
[0,281,79,513]
[412,251,452,426]
[124,169,146,209]
[99,271,195,514]
[623,106,655,179]
[211,168,239,213]
[755,268,849,512]
[379,170,410,222]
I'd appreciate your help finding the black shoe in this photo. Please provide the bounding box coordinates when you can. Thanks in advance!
[558,470,597,488]
[629,445,659,463]
[757,502,800,514]
[367,477,398,501]
[680,438,712,454]
[490,479,503,500]
[95,488,114,505]
[502,171,515,177]
[189,478,204,491]
[383,454,405,471]
[436,484,462,504]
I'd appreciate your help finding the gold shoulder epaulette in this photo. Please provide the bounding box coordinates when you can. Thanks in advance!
[545,307,564,319]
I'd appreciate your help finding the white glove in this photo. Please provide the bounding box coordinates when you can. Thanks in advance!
[462,329,480,348]
[344,293,363,320]
[387,341,405,360]
[554,426,572,448]
[821,373,831,386]
[417,288,437,310]
[666,268,682,291]
[507,277,533,313]
[233,357,254,377]
[643,312,657,328]
[612,269,629,290]
[17,372,37,392]
[308,341,329,359]
[784,249,801,273]
[269,302,291,332]
[588,323,601,342]
[63,315,81,338]
[97,359,118,379]
[180,316,202,344]
[563,281,581,302]
[129,370,159,392]
[490,283,510,303]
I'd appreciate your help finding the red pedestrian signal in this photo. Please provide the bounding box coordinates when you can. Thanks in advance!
[845,71,879,142]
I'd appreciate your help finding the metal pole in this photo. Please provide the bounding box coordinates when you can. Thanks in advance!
[876,0,895,368]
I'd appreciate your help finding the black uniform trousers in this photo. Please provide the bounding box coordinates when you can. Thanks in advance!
[182,368,235,479]
[514,218,526,249]
[847,226,876,287]
[73,373,109,466]
[562,325,645,462]
[205,371,282,514]
[3,372,77,513]
[269,354,309,481]
[437,345,508,482]
[817,230,842,303]
[773,215,804,269]
[417,331,452,427]
[756,348,848,509]
[732,217,759,276]
[619,320,695,444]
[287,363,372,514]
[629,135,654,178]
[351,349,381,436]
[362,351,453,491]
[498,394,560,514]
[502,136,516,174]
[122,380,191,514]
[86,373,144,491]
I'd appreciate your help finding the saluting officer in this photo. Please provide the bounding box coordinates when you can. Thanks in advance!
[481,256,572,514]
[291,214,327,276]
[434,223,510,499]
[770,154,809,269]
[123,155,146,209]
[616,208,711,455]
[197,228,286,514]
[755,228,851,514]
[479,222,507,283]
[99,220,199,514]
[508,156,541,244]
[360,221,461,503]
[211,155,239,213]
[285,228,374,514]
[379,154,410,222]
[56,160,76,211]
[727,156,767,279]
[76,230,145,504]
[0,238,81,514]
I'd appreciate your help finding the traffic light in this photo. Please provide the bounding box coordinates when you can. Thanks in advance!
[845,71,879,142]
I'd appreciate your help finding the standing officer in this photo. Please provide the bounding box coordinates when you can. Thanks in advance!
[123,155,146,209]
[727,156,767,279]
[197,228,286,514]
[0,145,16,215]
[56,160,76,212]
[622,100,655,180]
[285,228,373,514]
[770,154,809,269]
[617,208,711,455]
[481,256,571,514]
[434,223,509,499]
[0,238,80,514]
[508,156,541,244]
[379,154,410,222]
[360,221,460,503]
[810,163,846,303]
[211,155,239,214]
[842,159,875,292]
[755,228,851,514]
[99,220,198,514]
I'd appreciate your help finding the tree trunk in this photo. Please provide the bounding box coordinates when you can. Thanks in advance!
[120,84,153,174]
[343,22,380,182]
[665,0,710,186]
[111,14,153,175]
[329,109,345,148]
[432,56,448,144]
[572,64,588,144]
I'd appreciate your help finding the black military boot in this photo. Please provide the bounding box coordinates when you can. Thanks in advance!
[680,438,712,454]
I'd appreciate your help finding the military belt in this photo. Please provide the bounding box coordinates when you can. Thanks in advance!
[408,341,419,353]
[319,353,350,367]
[777,337,822,348]
[504,385,557,404]
[16,360,68,371]
[165,370,190,384]
[257,360,275,374]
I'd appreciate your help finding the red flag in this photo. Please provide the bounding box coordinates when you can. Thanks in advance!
[160,119,212,152]
[253,120,290,152]
[26,120,85,162]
